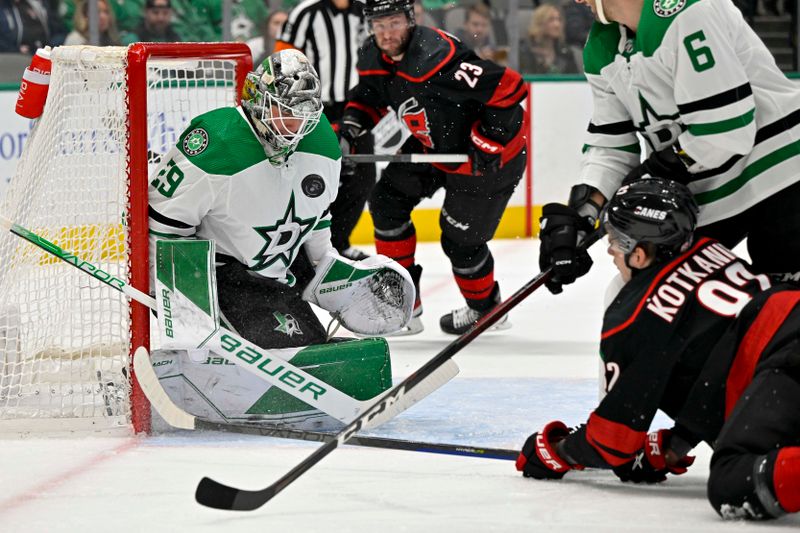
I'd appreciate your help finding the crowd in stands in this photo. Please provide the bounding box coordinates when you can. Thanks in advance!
[0,0,795,76]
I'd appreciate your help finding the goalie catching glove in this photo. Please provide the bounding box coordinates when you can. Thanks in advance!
[302,251,415,335]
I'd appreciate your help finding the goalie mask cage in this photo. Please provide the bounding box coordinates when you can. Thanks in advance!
[0,43,252,434]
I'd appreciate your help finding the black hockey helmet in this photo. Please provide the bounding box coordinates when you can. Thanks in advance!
[602,177,699,261]
[364,0,415,24]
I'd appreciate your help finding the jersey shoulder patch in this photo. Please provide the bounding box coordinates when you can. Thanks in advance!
[636,0,703,56]
[296,114,341,161]
[178,107,267,176]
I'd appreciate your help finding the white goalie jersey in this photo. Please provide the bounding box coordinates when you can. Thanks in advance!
[578,0,800,226]
[148,106,342,286]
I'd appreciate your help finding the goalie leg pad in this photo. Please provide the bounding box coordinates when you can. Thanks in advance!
[150,338,392,430]
[302,252,415,335]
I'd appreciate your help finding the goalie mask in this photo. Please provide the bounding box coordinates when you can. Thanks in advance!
[242,49,323,165]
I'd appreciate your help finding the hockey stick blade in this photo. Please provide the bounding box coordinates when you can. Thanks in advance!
[344,153,468,164]
[194,230,604,511]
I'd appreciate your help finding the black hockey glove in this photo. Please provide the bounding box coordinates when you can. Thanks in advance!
[613,429,696,484]
[338,119,365,174]
[623,145,695,185]
[539,203,594,294]
[516,421,584,480]
[468,121,503,175]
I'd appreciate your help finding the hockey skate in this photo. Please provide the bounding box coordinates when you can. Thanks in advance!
[440,283,510,335]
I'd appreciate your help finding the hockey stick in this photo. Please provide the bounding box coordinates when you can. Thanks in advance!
[133,347,517,461]
[0,214,459,427]
[195,229,605,511]
[344,153,468,164]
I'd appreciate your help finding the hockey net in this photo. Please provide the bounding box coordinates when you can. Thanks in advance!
[0,44,252,434]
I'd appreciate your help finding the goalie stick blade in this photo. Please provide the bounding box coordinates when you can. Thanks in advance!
[133,346,196,430]
[195,477,276,511]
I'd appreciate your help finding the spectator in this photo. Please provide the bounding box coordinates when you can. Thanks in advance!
[169,0,220,42]
[65,0,121,46]
[560,0,592,69]
[166,0,267,42]
[246,8,287,65]
[230,0,269,41]
[519,4,578,74]
[453,3,497,61]
[121,0,181,45]
[60,0,144,35]
[413,0,437,27]
[0,0,66,54]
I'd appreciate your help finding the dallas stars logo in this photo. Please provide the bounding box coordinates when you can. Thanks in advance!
[653,0,686,17]
[183,128,208,156]
[252,192,316,271]
[273,312,303,337]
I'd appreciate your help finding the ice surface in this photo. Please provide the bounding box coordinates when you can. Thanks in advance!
[1,238,797,532]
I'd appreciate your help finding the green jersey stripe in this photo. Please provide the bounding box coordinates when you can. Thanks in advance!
[687,108,755,136]
[696,139,800,205]
[582,143,641,154]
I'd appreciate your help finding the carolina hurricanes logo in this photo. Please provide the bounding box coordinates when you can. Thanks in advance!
[398,97,434,149]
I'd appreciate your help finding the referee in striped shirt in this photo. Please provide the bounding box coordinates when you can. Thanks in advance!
[276,0,376,261]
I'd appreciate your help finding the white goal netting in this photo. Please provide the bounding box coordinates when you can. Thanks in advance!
[0,45,248,433]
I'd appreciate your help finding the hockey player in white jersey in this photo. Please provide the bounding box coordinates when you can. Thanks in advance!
[146,49,414,427]
[537,0,800,294]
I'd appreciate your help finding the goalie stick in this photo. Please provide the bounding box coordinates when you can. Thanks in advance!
[194,229,605,511]
[133,347,517,461]
[0,214,458,428]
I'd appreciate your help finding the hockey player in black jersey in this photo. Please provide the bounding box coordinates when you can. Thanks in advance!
[516,177,800,520]
[340,0,528,335]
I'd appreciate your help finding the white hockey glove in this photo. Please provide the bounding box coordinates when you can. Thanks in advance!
[302,251,415,335]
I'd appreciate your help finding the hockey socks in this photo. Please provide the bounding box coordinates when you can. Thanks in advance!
[374,225,416,268]
[773,447,800,513]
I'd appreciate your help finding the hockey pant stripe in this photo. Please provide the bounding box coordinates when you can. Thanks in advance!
[726,291,800,418]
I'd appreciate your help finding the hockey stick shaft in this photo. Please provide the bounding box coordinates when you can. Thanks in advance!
[194,229,604,510]
[344,153,468,164]
[0,214,457,424]
[196,419,519,460]
[134,347,516,461]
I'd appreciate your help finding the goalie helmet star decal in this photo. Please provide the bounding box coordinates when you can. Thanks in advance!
[252,192,316,271]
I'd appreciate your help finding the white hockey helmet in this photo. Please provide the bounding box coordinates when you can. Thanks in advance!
[242,49,323,165]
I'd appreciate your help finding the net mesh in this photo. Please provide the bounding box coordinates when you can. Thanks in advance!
[0,45,242,431]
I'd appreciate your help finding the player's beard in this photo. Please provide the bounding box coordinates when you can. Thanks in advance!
[377,29,412,59]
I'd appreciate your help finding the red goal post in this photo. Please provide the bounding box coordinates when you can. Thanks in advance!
[127,44,252,434]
